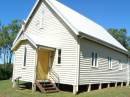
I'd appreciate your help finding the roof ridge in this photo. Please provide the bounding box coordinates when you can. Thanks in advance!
[46,0,79,35]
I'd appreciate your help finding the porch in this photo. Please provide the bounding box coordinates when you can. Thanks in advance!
[34,47,60,93]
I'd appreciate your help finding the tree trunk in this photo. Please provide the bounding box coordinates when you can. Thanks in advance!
[3,47,6,70]
[6,50,9,64]
[9,51,12,64]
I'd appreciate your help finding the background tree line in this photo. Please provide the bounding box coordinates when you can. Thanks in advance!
[0,19,130,80]
[0,20,21,80]
[108,28,130,51]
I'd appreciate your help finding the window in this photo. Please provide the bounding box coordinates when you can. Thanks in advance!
[92,52,98,67]
[92,52,95,66]
[58,49,61,64]
[119,60,123,70]
[23,46,27,67]
[40,10,44,29]
[108,57,112,69]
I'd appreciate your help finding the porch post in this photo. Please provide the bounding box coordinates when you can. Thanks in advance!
[32,83,36,91]
[32,49,38,92]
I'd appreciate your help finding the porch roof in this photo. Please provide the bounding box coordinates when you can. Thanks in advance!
[11,33,56,51]
[26,33,56,49]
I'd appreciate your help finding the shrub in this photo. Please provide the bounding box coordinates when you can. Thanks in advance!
[0,64,13,80]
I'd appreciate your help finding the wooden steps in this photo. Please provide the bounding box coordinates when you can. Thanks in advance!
[35,80,59,93]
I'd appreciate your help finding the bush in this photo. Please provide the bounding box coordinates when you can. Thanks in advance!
[0,64,13,80]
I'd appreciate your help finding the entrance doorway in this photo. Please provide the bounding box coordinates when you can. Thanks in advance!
[36,49,49,80]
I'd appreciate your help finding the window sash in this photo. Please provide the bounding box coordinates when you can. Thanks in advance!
[92,52,98,67]
[58,49,61,64]
[119,60,123,70]
[108,57,112,69]
[92,52,95,66]
[95,53,98,67]
[23,46,27,67]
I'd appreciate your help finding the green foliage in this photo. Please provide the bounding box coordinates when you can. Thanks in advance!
[0,20,21,80]
[8,20,22,45]
[0,20,21,64]
[108,28,130,50]
[0,64,13,80]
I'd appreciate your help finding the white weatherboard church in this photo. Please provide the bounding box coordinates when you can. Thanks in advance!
[12,0,130,94]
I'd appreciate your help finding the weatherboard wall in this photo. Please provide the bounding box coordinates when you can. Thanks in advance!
[24,1,78,85]
[13,41,36,82]
[79,38,128,85]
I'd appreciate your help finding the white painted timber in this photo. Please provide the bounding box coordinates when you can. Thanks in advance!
[79,39,128,85]
[24,1,78,85]
[12,0,129,87]
[13,41,36,82]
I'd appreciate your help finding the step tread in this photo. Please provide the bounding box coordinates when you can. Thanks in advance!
[44,87,56,89]
[35,82,45,92]
[46,89,59,93]
[36,80,59,93]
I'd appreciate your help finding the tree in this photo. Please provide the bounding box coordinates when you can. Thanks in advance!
[0,25,10,69]
[7,20,21,64]
[0,20,21,66]
[108,28,130,51]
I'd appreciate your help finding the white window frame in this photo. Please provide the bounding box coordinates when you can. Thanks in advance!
[108,57,112,69]
[92,52,98,68]
[119,60,123,70]
[23,45,27,68]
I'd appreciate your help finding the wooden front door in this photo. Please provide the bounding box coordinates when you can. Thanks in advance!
[37,49,49,80]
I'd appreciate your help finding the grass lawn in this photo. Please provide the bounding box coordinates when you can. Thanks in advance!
[0,80,130,97]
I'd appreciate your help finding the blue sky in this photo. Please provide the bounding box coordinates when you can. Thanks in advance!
[0,0,130,35]
[0,0,129,64]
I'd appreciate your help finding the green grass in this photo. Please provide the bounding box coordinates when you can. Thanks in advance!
[0,80,130,97]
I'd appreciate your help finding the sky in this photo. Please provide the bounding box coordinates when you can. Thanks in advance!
[0,0,129,63]
[0,0,130,35]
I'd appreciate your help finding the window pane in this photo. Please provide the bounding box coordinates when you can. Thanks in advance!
[92,52,94,66]
[95,53,97,67]
[108,57,112,69]
[23,46,27,66]
[110,57,112,68]
[58,49,61,64]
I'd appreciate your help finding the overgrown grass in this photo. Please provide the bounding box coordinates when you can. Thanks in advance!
[0,80,130,97]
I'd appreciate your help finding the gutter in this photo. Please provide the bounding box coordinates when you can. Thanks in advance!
[79,32,129,57]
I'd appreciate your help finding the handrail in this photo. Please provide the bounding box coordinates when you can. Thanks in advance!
[49,69,60,88]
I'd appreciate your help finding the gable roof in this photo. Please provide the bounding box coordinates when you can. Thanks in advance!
[13,0,128,53]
